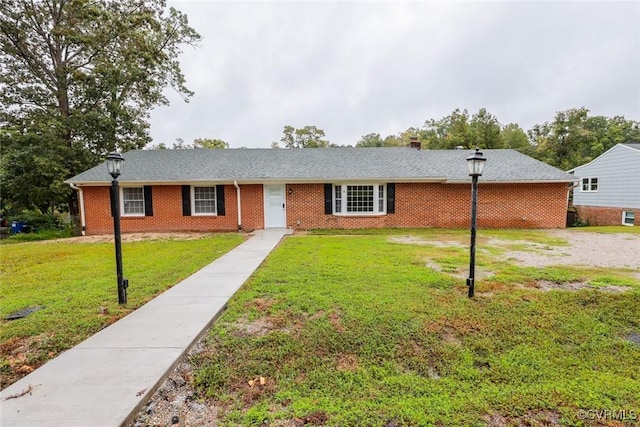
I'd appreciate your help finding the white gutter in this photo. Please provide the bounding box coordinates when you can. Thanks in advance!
[233,180,242,231]
[69,183,86,236]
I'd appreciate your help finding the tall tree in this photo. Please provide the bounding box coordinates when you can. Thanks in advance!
[528,108,640,170]
[501,123,530,151]
[0,0,200,214]
[470,108,503,148]
[193,138,229,149]
[355,133,385,147]
[422,108,473,149]
[277,125,329,148]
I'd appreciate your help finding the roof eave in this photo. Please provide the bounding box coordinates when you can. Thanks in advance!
[67,177,451,186]
[445,179,579,184]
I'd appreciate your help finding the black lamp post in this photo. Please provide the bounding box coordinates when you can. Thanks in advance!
[466,148,486,298]
[106,152,128,305]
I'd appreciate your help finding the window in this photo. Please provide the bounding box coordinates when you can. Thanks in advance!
[581,177,598,192]
[122,187,144,215]
[623,211,635,226]
[334,184,385,215]
[192,186,217,215]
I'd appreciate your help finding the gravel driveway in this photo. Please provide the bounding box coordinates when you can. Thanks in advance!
[505,230,640,269]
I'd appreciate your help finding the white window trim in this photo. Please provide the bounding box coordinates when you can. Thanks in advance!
[580,177,598,192]
[622,211,635,226]
[333,183,386,216]
[191,185,218,216]
[120,186,145,217]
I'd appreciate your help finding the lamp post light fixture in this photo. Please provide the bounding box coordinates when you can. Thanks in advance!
[466,148,487,298]
[106,152,128,305]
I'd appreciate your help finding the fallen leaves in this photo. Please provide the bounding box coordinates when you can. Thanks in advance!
[248,376,267,388]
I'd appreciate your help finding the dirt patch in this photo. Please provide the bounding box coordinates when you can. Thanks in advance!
[393,231,640,270]
[505,230,640,269]
[245,297,278,313]
[439,327,462,346]
[533,280,632,293]
[389,235,465,247]
[483,409,561,426]
[336,354,359,372]
[0,334,54,390]
[426,260,494,280]
[232,316,274,337]
[328,309,345,333]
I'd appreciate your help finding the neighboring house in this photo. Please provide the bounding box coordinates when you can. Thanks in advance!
[569,143,640,226]
[65,147,576,235]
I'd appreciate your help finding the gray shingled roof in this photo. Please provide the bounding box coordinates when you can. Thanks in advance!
[66,147,576,185]
[622,143,640,151]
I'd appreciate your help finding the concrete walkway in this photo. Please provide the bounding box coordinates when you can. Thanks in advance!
[0,229,292,427]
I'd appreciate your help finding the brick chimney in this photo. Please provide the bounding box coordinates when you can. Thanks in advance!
[409,136,421,150]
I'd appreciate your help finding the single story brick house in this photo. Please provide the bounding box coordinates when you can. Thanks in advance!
[568,143,639,226]
[65,147,577,235]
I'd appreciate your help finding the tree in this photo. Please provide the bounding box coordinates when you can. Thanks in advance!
[193,138,229,149]
[422,108,473,149]
[501,123,530,151]
[0,0,200,214]
[356,133,385,147]
[469,108,503,148]
[277,125,329,148]
[528,108,640,170]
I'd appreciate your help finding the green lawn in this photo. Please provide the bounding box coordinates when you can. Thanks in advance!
[0,233,245,388]
[191,229,640,426]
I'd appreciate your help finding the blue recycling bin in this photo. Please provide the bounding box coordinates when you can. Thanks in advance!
[10,221,30,234]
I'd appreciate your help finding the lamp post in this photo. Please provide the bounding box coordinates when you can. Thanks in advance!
[106,152,128,305]
[466,148,486,298]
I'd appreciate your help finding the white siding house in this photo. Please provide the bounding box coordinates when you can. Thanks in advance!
[570,143,640,226]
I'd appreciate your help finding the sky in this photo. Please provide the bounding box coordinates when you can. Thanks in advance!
[149,0,640,148]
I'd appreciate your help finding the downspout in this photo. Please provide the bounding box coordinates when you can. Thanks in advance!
[69,183,86,236]
[567,179,580,205]
[233,180,242,231]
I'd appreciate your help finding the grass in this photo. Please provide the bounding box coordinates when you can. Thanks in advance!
[191,229,640,426]
[0,233,245,388]
[0,229,74,244]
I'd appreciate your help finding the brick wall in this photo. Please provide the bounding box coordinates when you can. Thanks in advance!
[575,205,637,226]
[80,182,568,234]
[82,185,249,235]
[285,182,568,229]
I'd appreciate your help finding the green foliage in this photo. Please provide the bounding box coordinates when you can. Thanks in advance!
[14,209,65,230]
[193,138,230,149]
[355,133,404,147]
[0,0,200,213]
[355,107,639,175]
[160,137,230,149]
[276,125,330,148]
[528,108,640,170]
[191,231,639,425]
[1,229,73,243]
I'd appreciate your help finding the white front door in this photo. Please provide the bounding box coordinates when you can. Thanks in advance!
[264,185,286,228]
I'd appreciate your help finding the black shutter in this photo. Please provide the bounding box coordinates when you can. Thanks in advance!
[216,185,225,216]
[387,183,395,214]
[324,184,333,214]
[182,185,191,216]
[144,186,153,216]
